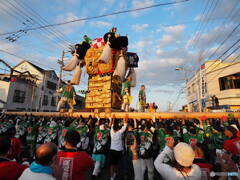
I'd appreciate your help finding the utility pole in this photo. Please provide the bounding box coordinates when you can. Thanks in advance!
[56,50,65,105]
[167,101,173,112]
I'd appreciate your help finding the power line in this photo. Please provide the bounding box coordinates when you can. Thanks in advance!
[181,0,213,79]
[0,2,32,42]
[200,0,240,62]
[188,0,211,50]
[13,0,72,45]
[0,0,190,36]
[217,38,240,59]
[206,43,240,81]
[172,86,186,109]
[0,48,59,72]
[1,0,69,49]
[207,54,240,84]
[192,0,219,50]
[0,49,89,86]
[4,0,69,49]
[203,22,240,72]
[159,14,240,28]
[0,2,65,56]
[0,1,65,49]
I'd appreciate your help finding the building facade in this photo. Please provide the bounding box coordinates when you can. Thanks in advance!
[0,60,85,111]
[186,59,240,112]
[0,71,38,111]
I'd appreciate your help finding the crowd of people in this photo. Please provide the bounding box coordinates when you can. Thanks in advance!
[0,113,239,180]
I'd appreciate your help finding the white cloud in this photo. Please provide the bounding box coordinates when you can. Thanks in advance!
[158,34,175,48]
[98,0,116,14]
[60,0,79,4]
[156,49,163,56]
[163,25,185,36]
[131,0,154,16]
[133,46,198,87]
[131,24,149,32]
[136,57,184,86]
[55,12,85,35]
[186,23,239,51]
[103,0,115,5]
[194,0,239,23]
[153,88,175,94]
[90,21,112,28]
[157,25,186,48]
[129,40,152,52]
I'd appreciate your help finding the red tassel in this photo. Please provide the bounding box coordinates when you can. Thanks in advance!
[237,131,240,138]
[199,116,208,121]
[221,115,228,122]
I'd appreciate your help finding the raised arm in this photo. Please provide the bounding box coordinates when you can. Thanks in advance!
[87,115,93,126]
[95,114,100,126]
[154,138,174,178]
[119,114,128,133]
[108,114,115,128]
[133,118,137,129]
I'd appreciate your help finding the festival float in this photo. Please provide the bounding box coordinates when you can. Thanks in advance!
[61,27,138,112]
[3,28,240,119]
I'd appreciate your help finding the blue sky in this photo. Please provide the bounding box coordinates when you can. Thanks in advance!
[0,0,239,111]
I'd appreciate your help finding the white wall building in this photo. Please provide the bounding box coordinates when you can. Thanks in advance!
[0,60,85,111]
[186,59,240,112]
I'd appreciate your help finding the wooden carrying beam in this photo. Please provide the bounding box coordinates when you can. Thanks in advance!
[4,112,240,120]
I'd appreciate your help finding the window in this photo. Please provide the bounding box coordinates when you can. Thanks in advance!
[43,95,48,106]
[201,77,205,97]
[13,90,25,103]
[46,81,57,90]
[52,72,58,81]
[187,87,191,95]
[205,82,208,93]
[192,83,196,93]
[51,97,56,106]
[219,73,240,90]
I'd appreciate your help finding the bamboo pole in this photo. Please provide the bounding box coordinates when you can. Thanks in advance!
[4,111,240,120]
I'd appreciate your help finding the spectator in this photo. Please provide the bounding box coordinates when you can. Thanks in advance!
[109,117,128,180]
[216,152,239,180]
[153,102,158,112]
[124,119,138,179]
[139,121,154,180]
[211,95,219,108]
[0,136,27,180]
[57,130,93,180]
[154,141,201,180]
[19,142,57,180]
[92,117,110,179]
[182,120,204,147]
[129,136,143,180]
[193,143,213,179]
[223,125,240,155]
[156,123,174,152]
[3,126,22,161]
[1,113,240,180]
[56,80,76,112]
[139,85,146,112]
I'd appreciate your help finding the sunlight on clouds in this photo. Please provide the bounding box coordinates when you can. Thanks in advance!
[131,0,155,16]
[163,25,185,36]
[90,21,112,28]
[157,25,186,48]
[158,34,174,48]
[55,12,85,35]
[186,23,237,50]
[129,40,152,52]
[131,24,149,32]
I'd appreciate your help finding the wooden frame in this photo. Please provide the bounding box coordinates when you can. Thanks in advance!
[5,112,240,120]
